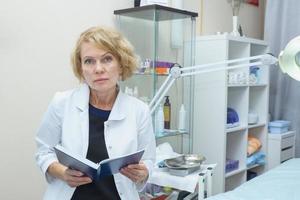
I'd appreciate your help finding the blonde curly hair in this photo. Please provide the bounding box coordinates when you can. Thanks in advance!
[71,26,138,81]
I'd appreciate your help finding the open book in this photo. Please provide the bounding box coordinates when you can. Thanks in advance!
[54,145,145,181]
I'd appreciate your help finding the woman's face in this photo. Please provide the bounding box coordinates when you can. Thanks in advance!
[80,42,121,94]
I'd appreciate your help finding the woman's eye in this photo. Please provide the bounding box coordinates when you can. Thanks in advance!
[84,58,95,65]
[102,56,113,63]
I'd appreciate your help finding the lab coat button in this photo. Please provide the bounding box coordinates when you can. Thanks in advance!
[109,146,112,149]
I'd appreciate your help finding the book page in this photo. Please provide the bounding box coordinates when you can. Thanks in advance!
[98,149,145,178]
[54,145,99,179]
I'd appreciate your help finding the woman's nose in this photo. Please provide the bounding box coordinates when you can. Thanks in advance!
[95,61,105,73]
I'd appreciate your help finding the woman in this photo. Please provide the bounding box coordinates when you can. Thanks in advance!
[35,26,156,200]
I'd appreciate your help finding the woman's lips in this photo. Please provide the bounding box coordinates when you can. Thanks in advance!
[94,78,108,83]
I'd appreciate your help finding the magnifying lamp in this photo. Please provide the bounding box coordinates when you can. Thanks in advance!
[279,36,300,81]
[149,36,300,115]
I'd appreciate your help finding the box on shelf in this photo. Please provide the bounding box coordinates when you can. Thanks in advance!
[225,159,239,173]
[268,120,291,134]
[153,61,174,75]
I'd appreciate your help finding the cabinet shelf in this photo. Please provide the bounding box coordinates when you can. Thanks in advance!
[228,84,248,88]
[225,167,246,178]
[227,84,268,88]
[227,83,268,88]
[226,125,247,133]
[155,130,188,139]
[248,122,266,129]
[247,163,263,170]
[114,4,198,21]
[133,72,169,76]
[249,83,268,87]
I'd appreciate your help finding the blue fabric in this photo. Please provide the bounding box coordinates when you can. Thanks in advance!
[227,107,239,124]
[247,151,265,167]
[89,104,111,119]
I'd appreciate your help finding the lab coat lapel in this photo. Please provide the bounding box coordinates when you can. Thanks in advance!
[79,109,89,156]
[75,83,90,156]
[108,90,126,121]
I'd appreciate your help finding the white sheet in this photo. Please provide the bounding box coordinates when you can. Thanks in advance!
[207,158,300,200]
[149,164,217,193]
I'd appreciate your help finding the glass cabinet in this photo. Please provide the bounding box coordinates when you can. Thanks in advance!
[114,4,197,153]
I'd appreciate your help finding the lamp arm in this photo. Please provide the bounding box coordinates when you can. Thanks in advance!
[150,78,176,115]
[180,54,276,73]
[150,64,182,115]
[181,61,263,77]
[149,75,172,108]
[149,54,278,115]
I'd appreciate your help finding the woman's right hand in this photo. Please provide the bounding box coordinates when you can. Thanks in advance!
[63,168,92,187]
[47,162,92,187]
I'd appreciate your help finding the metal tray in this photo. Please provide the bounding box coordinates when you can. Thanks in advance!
[164,154,206,169]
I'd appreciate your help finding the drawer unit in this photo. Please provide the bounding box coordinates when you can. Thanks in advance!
[268,131,295,170]
[280,147,294,162]
[281,135,295,149]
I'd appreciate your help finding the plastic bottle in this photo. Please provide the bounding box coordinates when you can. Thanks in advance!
[164,96,171,129]
[178,104,186,132]
[125,86,129,95]
[133,86,139,98]
[155,104,164,137]
[127,88,133,96]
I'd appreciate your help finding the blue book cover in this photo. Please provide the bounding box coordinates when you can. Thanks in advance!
[54,145,145,181]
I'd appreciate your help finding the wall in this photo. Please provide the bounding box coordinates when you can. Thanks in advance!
[0,1,133,199]
[185,0,266,39]
[0,0,265,199]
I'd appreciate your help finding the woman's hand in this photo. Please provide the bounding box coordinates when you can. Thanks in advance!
[120,161,148,183]
[63,168,92,188]
[47,162,92,187]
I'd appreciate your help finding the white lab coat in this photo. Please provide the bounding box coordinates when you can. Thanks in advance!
[35,83,156,200]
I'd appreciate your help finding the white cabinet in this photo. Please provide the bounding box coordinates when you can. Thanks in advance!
[190,35,269,194]
[268,131,296,170]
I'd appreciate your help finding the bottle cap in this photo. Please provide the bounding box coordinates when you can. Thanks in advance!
[165,96,170,103]
[180,104,185,111]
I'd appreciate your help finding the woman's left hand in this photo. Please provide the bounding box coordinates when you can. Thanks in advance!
[120,161,148,183]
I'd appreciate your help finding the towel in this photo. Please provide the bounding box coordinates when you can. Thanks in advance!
[247,151,265,167]
[247,135,262,156]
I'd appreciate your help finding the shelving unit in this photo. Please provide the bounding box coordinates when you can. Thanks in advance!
[114,5,198,153]
[190,34,269,194]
